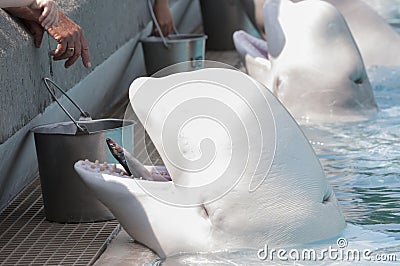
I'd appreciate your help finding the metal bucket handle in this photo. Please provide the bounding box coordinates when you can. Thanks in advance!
[147,0,179,48]
[43,78,91,135]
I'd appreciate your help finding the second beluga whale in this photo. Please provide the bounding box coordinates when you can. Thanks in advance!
[234,0,378,123]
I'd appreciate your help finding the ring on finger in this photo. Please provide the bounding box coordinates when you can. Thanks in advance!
[68,47,75,53]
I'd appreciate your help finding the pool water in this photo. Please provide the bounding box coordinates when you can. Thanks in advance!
[153,18,400,266]
[302,65,400,265]
[308,66,400,233]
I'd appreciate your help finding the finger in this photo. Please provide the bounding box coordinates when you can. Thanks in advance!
[80,35,91,68]
[64,39,81,68]
[161,25,169,36]
[41,10,57,29]
[50,40,66,57]
[42,6,50,19]
[169,24,174,34]
[160,22,172,36]
[38,7,48,23]
[166,24,173,36]
[152,29,160,37]
[151,24,160,36]
[42,17,57,30]
[54,44,75,61]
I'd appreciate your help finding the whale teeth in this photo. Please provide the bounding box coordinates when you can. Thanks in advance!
[85,159,89,163]
[95,160,99,164]
[109,168,114,173]
[103,162,108,166]
[100,165,105,171]
[139,176,143,180]
[119,171,124,177]
[90,163,95,169]
[130,175,134,179]
[113,164,117,169]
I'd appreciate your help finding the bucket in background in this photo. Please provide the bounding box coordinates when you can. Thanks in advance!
[141,34,207,76]
[141,0,207,76]
[31,78,135,223]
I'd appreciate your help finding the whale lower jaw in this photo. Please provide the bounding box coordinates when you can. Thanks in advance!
[233,30,269,60]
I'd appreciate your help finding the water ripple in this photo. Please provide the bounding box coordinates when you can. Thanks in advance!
[303,67,400,240]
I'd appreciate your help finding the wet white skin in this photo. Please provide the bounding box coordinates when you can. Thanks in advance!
[74,69,346,259]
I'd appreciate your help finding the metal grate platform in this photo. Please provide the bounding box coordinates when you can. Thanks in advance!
[0,178,120,266]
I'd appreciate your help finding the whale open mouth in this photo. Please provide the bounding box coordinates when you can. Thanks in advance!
[75,138,172,182]
[75,159,171,181]
[233,30,269,60]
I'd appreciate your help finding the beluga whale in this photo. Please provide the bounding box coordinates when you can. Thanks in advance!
[74,68,346,258]
[233,0,378,123]
[323,0,400,67]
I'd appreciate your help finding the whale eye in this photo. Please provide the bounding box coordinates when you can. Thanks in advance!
[322,190,333,204]
[351,71,367,85]
[354,77,364,84]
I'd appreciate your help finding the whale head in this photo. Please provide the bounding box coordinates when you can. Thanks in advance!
[233,0,378,122]
[74,68,345,258]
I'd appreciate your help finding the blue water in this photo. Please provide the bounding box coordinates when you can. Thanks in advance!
[308,66,400,234]
[152,15,400,266]
[301,65,400,265]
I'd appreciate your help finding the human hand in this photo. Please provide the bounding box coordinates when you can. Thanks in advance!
[152,0,174,36]
[47,10,91,69]
[5,6,90,69]
[30,0,58,29]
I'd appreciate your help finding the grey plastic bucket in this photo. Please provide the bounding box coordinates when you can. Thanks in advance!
[32,119,134,223]
[141,34,207,76]
[200,0,261,50]
[31,78,135,223]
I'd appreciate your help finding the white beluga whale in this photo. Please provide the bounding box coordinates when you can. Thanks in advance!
[233,0,378,122]
[74,68,346,258]
[324,0,400,67]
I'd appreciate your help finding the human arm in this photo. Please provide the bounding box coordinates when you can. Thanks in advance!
[152,0,174,36]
